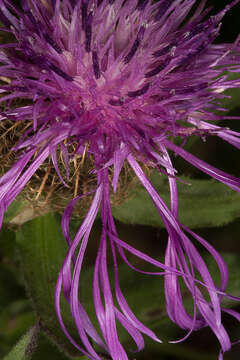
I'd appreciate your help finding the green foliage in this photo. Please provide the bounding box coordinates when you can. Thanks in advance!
[3,199,27,224]
[14,213,240,360]
[3,325,38,360]
[15,214,170,356]
[0,227,36,358]
[0,300,35,347]
[16,214,81,358]
[0,228,22,311]
[112,172,240,228]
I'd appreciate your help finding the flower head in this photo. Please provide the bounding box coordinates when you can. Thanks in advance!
[0,0,240,359]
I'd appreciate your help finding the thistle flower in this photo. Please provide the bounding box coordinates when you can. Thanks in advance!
[1,0,240,359]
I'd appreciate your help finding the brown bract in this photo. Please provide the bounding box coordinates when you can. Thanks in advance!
[0,111,134,223]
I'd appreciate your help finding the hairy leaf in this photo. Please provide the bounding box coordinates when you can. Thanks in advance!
[16,214,80,358]
[3,325,38,360]
[112,173,240,228]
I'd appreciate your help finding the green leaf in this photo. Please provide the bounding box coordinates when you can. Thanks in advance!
[15,214,80,358]
[3,325,38,360]
[112,172,240,228]
[15,214,240,360]
[15,213,173,356]
[3,199,27,224]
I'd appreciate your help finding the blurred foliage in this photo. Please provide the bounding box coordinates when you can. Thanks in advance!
[0,226,35,358]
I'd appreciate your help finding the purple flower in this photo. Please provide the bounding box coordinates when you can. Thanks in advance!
[0,0,240,359]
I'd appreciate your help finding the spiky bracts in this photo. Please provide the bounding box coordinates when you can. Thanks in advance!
[1,1,240,359]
